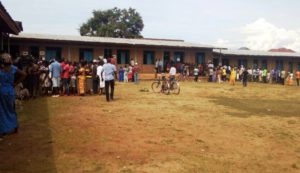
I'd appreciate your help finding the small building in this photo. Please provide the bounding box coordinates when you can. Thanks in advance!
[10,33,215,73]
[213,49,300,72]
[0,2,23,52]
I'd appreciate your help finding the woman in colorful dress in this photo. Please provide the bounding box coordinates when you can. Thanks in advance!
[0,53,26,139]
[77,62,86,96]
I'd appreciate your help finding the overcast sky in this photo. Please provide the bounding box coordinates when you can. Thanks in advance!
[3,0,300,51]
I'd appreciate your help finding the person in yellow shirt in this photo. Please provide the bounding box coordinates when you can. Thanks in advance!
[230,68,237,85]
[222,67,227,81]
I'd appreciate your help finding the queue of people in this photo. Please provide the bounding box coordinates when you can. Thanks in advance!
[10,55,141,101]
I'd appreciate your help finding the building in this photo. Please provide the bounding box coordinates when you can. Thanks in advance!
[10,33,215,73]
[0,2,23,53]
[213,49,300,72]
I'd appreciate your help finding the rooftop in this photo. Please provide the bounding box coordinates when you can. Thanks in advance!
[0,2,23,34]
[11,33,214,49]
[213,49,300,58]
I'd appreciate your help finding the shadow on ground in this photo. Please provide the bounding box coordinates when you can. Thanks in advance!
[211,97,300,117]
[0,97,57,173]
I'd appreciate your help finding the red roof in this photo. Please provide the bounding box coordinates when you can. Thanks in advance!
[269,48,296,53]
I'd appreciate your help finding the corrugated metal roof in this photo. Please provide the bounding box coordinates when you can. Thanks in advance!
[213,49,300,58]
[11,33,214,49]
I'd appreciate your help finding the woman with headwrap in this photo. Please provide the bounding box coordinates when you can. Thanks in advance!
[0,53,26,139]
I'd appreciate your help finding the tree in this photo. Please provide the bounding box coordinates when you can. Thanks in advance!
[80,7,144,38]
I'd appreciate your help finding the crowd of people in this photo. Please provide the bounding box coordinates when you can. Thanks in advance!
[158,60,300,87]
[10,56,141,100]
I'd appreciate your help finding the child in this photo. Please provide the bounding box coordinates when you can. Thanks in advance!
[123,65,128,83]
[128,65,133,82]
[119,66,124,82]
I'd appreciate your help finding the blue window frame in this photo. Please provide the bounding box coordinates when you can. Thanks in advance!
[143,51,155,65]
[276,60,284,70]
[253,59,258,69]
[288,62,293,72]
[238,59,247,68]
[117,50,130,64]
[104,49,112,59]
[174,52,184,63]
[262,59,267,69]
[222,58,230,66]
[46,47,62,61]
[79,48,93,62]
[195,53,205,65]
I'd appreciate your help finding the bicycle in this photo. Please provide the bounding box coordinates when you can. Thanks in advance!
[151,76,180,95]
[151,76,170,94]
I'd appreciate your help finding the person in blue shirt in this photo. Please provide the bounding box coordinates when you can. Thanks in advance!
[101,58,116,102]
[0,53,26,140]
[49,58,62,97]
[119,66,124,82]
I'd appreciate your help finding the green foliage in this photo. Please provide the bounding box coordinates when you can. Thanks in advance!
[80,7,144,38]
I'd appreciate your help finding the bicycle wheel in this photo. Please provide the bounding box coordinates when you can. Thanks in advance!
[151,81,161,93]
[171,82,180,95]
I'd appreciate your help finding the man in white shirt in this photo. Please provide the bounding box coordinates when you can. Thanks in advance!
[169,64,177,82]
[101,58,116,102]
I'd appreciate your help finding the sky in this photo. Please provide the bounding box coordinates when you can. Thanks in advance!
[3,0,300,51]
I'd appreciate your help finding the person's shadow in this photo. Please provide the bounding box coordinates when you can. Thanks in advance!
[0,97,57,173]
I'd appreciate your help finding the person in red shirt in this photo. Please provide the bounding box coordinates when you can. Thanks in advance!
[62,61,70,95]
[296,70,300,86]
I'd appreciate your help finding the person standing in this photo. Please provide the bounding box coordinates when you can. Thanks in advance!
[154,59,159,78]
[281,69,286,85]
[101,58,116,102]
[0,53,26,139]
[262,68,267,83]
[193,65,199,82]
[123,65,128,83]
[78,62,86,96]
[119,66,124,82]
[92,60,99,94]
[133,63,140,84]
[97,60,105,95]
[62,61,70,96]
[295,69,300,86]
[242,69,249,87]
[230,68,237,86]
[49,58,62,97]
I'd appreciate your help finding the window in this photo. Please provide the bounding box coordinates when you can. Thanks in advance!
[104,49,112,59]
[46,47,62,61]
[253,59,258,69]
[79,48,93,62]
[276,60,284,70]
[213,58,219,67]
[195,53,205,65]
[117,50,130,64]
[222,58,229,66]
[288,62,293,73]
[29,46,39,58]
[163,51,170,63]
[262,59,267,69]
[298,62,300,70]
[238,59,247,68]
[143,51,155,65]
[174,52,184,63]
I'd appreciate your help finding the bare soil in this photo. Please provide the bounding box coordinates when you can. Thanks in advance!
[1,81,300,173]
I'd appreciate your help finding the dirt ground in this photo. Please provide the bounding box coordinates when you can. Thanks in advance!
[1,81,300,173]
